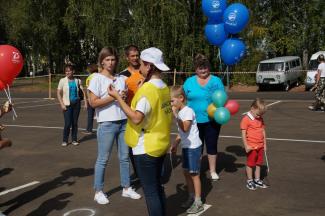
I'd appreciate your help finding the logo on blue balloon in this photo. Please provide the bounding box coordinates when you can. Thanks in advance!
[228,12,236,22]
[212,1,220,8]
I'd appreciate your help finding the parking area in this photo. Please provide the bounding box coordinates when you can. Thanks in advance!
[0,91,324,216]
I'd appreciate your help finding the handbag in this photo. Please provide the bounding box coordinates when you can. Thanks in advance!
[77,79,84,101]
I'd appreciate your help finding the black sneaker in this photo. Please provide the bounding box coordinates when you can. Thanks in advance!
[254,179,268,188]
[246,180,256,190]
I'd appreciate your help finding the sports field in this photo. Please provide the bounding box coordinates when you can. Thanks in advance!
[0,91,324,216]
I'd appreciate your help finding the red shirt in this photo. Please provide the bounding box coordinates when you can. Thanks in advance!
[240,112,265,149]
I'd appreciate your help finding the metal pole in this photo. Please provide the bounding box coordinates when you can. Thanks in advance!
[173,68,176,86]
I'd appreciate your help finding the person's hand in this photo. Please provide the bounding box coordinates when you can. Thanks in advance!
[137,79,144,88]
[2,101,12,114]
[120,90,128,101]
[61,104,67,111]
[264,144,267,152]
[170,142,178,154]
[107,85,120,99]
[245,145,253,153]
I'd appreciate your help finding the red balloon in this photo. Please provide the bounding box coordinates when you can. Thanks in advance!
[0,80,5,90]
[224,99,240,115]
[0,45,24,85]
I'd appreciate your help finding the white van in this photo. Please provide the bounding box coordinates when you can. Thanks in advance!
[305,51,325,90]
[256,56,303,91]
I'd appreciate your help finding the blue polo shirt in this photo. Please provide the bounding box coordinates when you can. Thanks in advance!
[183,75,224,123]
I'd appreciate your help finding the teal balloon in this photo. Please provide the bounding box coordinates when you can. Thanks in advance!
[211,90,227,107]
[214,107,231,125]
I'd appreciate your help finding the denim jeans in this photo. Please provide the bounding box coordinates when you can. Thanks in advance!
[134,154,166,216]
[86,101,95,132]
[62,100,81,142]
[94,119,130,191]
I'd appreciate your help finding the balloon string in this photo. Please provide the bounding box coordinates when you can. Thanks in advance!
[4,85,17,120]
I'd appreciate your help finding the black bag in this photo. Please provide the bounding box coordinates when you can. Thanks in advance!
[77,79,84,101]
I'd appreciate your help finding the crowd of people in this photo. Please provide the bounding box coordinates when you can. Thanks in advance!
[1,45,271,216]
[52,45,271,216]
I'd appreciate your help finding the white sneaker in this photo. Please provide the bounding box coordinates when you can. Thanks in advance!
[72,141,79,146]
[210,172,220,181]
[94,191,109,205]
[61,142,68,147]
[122,187,141,199]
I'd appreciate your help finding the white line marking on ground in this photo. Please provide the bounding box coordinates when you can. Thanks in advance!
[187,204,211,216]
[14,99,50,105]
[63,208,96,216]
[16,103,59,109]
[4,124,324,144]
[242,100,281,115]
[0,181,40,196]
[170,133,325,143]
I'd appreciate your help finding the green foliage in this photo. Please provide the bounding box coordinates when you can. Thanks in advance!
[0,0,324,85]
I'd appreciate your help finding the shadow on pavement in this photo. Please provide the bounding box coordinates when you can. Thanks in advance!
[217,152,245,174]
[0,168,93,215]
[226,145,246,157]
[78,134,96,143]
[0,168,14,178]
[26,193,73,216]
[321,155,325,162]
[161,153,182,185]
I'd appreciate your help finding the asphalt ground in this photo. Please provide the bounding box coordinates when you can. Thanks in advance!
[0,91,324,216]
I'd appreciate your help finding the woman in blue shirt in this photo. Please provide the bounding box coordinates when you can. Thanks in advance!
[183,54,225,181]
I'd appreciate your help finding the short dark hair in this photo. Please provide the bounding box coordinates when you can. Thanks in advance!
[63,64,74,72]
[194,54,211,70]
[124,45,139,56]
[318,54,325,62]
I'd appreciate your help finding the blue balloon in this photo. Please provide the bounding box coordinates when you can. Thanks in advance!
[204,23,228,46]
[220,38,246,65]
[223,3,250,34]
[214,107,231,125]
[202,0,227,23]
[211,90,227,107]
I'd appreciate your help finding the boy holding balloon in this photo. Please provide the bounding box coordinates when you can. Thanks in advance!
[170,86,204,215]
[240,98,268,190]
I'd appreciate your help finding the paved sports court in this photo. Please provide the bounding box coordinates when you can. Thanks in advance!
[0,91,324,216]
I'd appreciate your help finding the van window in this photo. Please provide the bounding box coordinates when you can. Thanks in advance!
[292,60,296,67]
[259,62,284,71]
[308,59,318,70]
[295,59,300,66]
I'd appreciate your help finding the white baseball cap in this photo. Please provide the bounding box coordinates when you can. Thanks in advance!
[140,47,170,71]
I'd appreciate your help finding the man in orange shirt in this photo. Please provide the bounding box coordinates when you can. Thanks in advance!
[119,45,144,180]
[240,98,268,190]
[119,45,144,105]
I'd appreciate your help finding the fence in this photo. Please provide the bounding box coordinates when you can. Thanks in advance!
[11,70,309,98]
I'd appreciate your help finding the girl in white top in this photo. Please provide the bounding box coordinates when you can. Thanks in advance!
[170,86,204,214]
[88,47,141,205]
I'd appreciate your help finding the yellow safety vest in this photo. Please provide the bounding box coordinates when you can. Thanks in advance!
[125,82,172,157]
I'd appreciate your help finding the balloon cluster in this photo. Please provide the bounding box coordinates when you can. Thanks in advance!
[0,45,24,90]
[202,0,249,65]
[207,90,239,125]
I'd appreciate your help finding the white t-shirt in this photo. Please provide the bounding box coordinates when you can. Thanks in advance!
[88,73,127,122]
[177,106,202,149]
[318,62,325,78]
[132,79,167,155]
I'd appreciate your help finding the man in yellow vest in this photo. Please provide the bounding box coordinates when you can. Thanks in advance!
[108,47,172,216]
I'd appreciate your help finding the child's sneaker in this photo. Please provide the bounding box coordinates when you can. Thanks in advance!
[94,191,109,205]
[246,180,256,190]
[186,200,204,214]
[254,179,268,188]
[181,197,194,208]
[210,172,220,181]
[61,142,68,147]
[122,187,141,199]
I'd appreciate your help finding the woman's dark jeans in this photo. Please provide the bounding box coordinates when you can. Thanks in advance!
[134,154,166,216]
[63,100,81,142]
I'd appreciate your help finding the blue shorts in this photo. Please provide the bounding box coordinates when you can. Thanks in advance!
[182,146,202,174]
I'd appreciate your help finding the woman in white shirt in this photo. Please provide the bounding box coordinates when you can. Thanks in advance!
[88,47,141,205]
